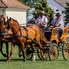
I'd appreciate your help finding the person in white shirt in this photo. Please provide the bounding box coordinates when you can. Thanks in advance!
[35,11,48,30]
[66,23,69,27]
[50,13,64,41]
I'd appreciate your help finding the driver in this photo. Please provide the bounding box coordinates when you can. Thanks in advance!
[50,13,64,40]
[35,11,48,30]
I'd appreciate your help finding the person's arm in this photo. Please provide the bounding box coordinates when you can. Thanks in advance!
[42,22,47,25]
[35,21,37,24]
[49,19,54,28]
[56,19,62,26]
[40,22,46,26]
[35,16,39,24]
[56,23,60,26]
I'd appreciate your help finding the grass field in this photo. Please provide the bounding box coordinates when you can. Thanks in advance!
[0,42,69,69]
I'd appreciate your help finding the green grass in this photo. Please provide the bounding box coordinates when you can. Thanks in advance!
[0,43,69,69]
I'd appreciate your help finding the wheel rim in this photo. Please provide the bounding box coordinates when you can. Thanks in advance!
[37,49,49,60]
[63,42,69,61]
[37,49,43,60]
[43,49,49,60]
[49,44,59,61]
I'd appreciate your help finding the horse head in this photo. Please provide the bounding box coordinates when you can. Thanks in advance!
[6,17,12,29]
[2,17,13,38]
[6,17,20,35]
[0,15,6,34]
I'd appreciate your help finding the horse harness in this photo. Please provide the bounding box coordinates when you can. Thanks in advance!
[8,26,28,39]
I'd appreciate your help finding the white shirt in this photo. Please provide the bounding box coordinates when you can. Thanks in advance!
[35,16,48,27]
[67,23,69,26]
[51,18,64,30]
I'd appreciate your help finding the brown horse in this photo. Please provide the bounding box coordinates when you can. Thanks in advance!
[0,15,9,59]
[4,17,48,62]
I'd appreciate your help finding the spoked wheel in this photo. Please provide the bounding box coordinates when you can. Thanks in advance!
[62,41,69,61]
[37,49,43,60]
[49,44,59,61]
[25,46,33,60]
[37,48,49,60]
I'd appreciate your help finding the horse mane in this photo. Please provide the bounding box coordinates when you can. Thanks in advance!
[12,18,19,26]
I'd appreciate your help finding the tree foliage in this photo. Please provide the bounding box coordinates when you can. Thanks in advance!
[64,3,69,24]
[33,0,54,24]
[18,0,39,7]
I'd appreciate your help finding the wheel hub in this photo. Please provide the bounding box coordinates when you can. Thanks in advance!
[53,51,55,56]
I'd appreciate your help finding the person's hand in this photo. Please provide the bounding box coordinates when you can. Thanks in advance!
[50,26,53,28]
[40,23,43,25]
[35,21,37,24]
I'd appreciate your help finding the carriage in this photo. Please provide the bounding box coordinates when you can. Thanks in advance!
[22,26,69,61]
[0,16,69,62]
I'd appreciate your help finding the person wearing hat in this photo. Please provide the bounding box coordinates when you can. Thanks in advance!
[50,13,64,41]
[35,11,48,30]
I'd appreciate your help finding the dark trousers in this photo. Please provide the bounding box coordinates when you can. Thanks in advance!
[58,28,63,38]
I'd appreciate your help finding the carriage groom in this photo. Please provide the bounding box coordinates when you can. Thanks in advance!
[50,13,64,41]
[35,11,48,30]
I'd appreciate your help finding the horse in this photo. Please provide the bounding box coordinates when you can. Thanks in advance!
[4,17,49,62]
[0,15,9,59]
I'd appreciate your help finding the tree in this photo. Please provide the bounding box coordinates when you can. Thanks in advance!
[33,0,54,24]
[64,3,69,24]
[18,0,40,7]
[18,0,24,4]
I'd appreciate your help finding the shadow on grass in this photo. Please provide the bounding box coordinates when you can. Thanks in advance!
[0,59,7,62]
[0,58,66,62]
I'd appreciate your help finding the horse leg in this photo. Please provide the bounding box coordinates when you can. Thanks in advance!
[36,36,45,59]
[5,42,9,60]
[18,46,22,57]
[6,42,15,62]
[21,42,26,61]
[38,43,45,59]
[0,41,7,57]
[30,43,35,61]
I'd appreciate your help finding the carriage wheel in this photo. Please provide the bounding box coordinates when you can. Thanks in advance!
[25,46,33,60]
[62,42,69,61]
[49,44,59,61]
[37,48,49,60]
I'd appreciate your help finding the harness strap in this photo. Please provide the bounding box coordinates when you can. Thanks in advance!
[19,26,22,36]
[23,26,28,37]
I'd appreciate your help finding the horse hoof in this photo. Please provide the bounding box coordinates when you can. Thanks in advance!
[6,60,9,62]
[23,59,26,62]
[33,59,35,61]
[19,54,22,57]
[18,54,22,57]
[19,55,21,57]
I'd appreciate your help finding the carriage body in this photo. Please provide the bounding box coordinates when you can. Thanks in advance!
[44,27,69,61]
[45,27,69,43]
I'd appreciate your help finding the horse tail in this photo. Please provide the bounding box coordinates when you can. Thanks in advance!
[40,28,48,43]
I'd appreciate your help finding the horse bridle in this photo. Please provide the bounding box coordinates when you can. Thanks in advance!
[7,20,22,35]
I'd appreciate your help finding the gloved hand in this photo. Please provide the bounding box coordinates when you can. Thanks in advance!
[40,23,43,25]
